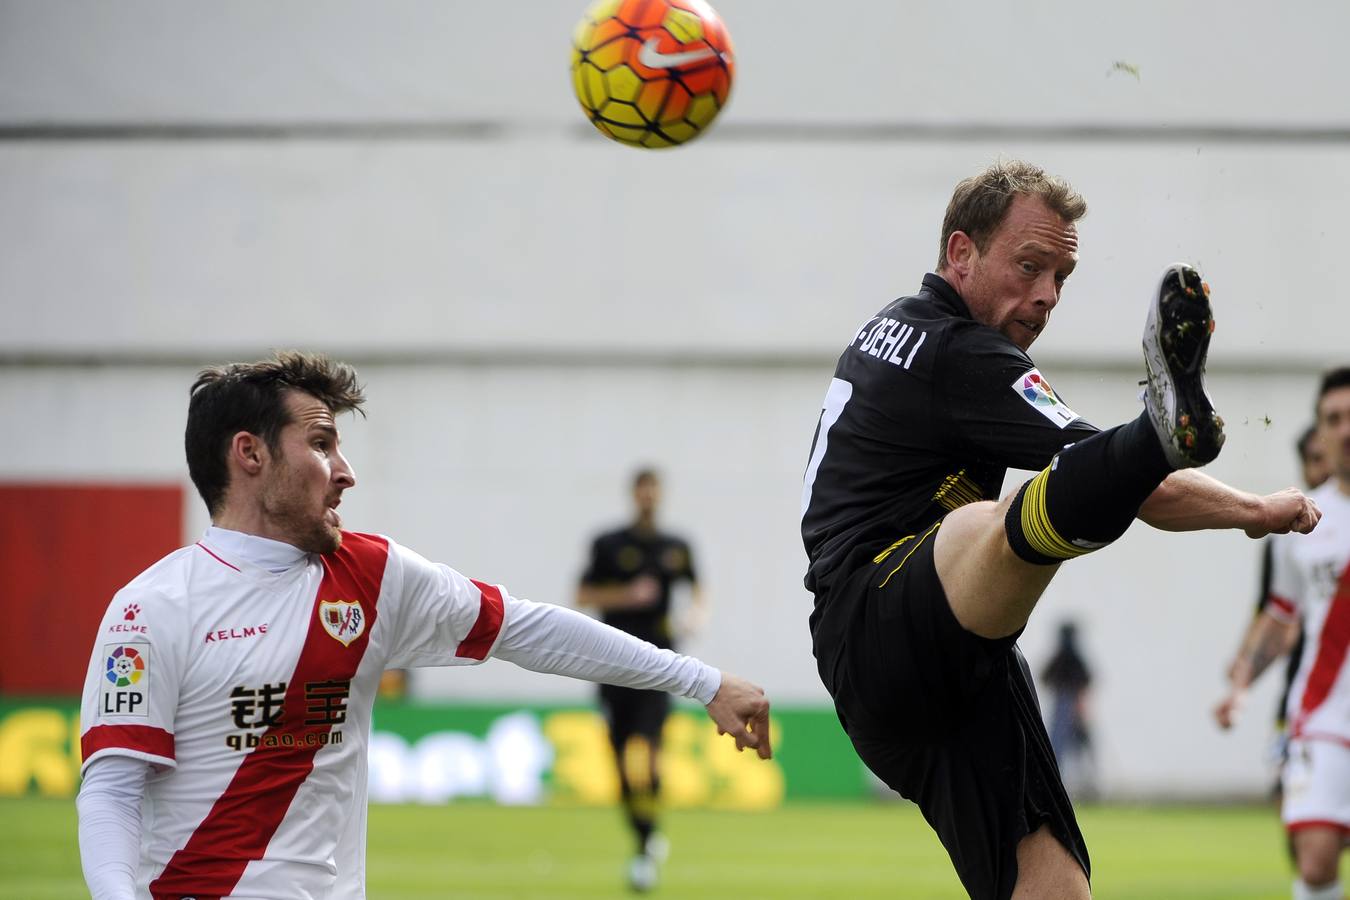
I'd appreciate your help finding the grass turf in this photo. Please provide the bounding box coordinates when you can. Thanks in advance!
[6,797,1296,899]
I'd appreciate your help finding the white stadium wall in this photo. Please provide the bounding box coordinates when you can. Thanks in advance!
[2,0,1347,798]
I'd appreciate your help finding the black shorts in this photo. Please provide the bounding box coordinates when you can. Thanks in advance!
[599,684,670,752]
[811,521,1090,900]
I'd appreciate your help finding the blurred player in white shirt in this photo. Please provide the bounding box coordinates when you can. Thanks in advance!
[1218,427,1328,789]
[1216,367,1350,900]
[77,351,771,900]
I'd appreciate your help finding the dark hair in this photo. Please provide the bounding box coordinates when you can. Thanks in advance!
[632,467,660,490]
[936,159,1088,270]
[1296,424,1320,462]
[1316,367,1350,417]
[185,351,366,515]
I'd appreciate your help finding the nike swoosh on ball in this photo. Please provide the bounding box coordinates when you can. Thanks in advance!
[637,38,718,69]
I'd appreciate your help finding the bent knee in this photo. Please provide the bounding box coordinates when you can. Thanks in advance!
[935,500,1009,551]
[934,500,1061,640]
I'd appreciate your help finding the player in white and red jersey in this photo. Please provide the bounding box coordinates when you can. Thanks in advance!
[77,352,772,900]
[1216,367,1350,900]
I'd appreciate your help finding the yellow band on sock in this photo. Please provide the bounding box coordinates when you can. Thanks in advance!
[621,736,659,818]
[1020,467,1093,561]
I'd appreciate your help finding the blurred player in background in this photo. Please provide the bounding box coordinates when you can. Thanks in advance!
[1215,368,1350,900]
[77,353,768,900]
[801,159,1321,900]
[1040,621,1096,801]
[576,468,706,892]
[1216,425,1329,794]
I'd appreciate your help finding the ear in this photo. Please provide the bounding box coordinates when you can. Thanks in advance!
[228,431,268,477]
[945,230,977,277]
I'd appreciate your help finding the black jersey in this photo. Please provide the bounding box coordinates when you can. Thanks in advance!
[579,525,698,649]
[801,273,1100,599]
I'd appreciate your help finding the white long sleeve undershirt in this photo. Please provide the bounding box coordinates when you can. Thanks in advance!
[77,754,147,900]
[494,596,721,704]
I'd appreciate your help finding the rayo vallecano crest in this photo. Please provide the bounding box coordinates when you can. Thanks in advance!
[319,600,366,646]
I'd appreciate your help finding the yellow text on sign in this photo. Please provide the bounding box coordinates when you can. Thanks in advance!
[0,709,81,797]
[543,709,784,810]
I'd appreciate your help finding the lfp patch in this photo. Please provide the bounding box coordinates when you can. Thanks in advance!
[1013,368,1080,428]
[100,643,150,718]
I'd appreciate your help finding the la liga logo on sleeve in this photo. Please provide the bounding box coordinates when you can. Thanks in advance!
[105,644,146,686]
[100,643,149,717]
[1012,368,1080,428]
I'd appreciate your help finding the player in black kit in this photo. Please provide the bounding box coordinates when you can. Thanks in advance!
[577,468,704,892]
[800,159,1322,899]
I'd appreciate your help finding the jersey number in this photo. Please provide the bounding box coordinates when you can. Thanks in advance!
[800,377,853,519]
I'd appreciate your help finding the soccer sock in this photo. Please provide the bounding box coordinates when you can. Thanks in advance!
[622,790,656,853]
[1293,879,1341,900]
[620,736,659,853]
[1005,410,1174,565]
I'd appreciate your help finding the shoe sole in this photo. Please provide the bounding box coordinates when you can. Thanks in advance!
[1142,263,1225,467]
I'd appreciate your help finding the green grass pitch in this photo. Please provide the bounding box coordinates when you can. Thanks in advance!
[6,797,1297,899]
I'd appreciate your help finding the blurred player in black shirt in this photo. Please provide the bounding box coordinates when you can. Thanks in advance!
[801,159,1321,900]
[577,468,704,892]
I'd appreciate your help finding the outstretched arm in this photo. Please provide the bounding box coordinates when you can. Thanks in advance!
[1138,470,1320,537]
[495,597,772,757]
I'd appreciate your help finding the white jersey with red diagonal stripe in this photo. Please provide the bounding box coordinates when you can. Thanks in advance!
[79,530,508,900]
[1268,482,1350,746]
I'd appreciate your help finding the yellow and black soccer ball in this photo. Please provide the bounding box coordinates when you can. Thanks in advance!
[570,0,736,149]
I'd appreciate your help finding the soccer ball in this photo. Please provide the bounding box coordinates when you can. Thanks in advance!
[570,0,735,149]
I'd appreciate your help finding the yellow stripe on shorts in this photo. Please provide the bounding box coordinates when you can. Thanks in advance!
[878,520,942,589]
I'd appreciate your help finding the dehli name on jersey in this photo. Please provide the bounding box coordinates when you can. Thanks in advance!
[851,316,929,370]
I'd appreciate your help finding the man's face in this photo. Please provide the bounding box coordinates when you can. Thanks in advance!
[960,195,1078,351]
[1316,386,1350,483]
[1301,434,1330,490]
[633,477,661,519]
[258,390,357,553]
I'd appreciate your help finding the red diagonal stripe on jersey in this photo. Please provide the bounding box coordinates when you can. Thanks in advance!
[1295,560,1350,731]
[81,723,174,763]
[457,580,505,660]
[150,532,389,900]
